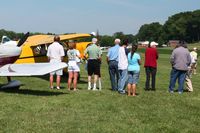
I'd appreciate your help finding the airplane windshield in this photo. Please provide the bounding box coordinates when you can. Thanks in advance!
[33,44,48,55]
[2,36,11,44]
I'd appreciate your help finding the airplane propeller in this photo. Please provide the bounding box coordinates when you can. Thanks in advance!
[17,32,30,47]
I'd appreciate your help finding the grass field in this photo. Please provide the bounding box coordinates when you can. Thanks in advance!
[0,46,200,133]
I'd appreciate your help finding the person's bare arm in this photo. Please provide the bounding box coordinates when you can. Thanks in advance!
[106,56,109,64]
[138,59,142,65]
[61,56,64,61]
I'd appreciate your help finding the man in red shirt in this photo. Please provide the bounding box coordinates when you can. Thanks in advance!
[144,41,159,91]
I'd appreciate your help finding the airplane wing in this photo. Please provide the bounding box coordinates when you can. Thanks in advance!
[0,62,67,76]
[59,34,91,41]
[25,34,91,47]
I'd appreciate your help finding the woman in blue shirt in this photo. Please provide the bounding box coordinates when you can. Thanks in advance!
[127,44,141,96]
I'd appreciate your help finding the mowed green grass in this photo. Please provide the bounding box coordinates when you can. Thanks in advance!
[0,48,200,133]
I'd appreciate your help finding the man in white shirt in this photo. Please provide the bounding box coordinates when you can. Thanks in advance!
[47,35,65,89]
[118,40,128,94]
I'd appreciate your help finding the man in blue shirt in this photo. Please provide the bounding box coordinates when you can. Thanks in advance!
[106,39,120,91]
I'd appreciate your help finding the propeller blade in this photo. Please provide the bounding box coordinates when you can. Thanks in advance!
[17,32,30,47]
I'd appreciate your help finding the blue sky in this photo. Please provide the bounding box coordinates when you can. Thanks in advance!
[0,0,199,35]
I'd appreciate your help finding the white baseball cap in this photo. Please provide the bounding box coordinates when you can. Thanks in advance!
[193,47,197,50]
[91,32,96,36]
[143,41,149,45]
[150,41,158,47]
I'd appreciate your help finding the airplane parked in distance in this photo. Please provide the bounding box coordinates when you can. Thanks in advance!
[0,32,68,89]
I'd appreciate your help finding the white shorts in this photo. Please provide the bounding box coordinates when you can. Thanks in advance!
[50,59,63,76]
[50,69,63,76]
[68,61,80,72]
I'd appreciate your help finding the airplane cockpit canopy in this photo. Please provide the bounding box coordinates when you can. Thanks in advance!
[1,36,11,44]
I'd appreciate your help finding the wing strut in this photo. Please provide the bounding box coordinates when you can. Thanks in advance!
[7,76,11,82]
[17,32,30,47]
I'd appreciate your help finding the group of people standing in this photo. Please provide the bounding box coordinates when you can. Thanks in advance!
[107,39,159,96]
[47,35,102,91]
[107,39,198,96]
[46,35,198,95]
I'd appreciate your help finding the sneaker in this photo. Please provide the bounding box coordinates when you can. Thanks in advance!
[118,90,126,94]
[73,88,78,91]
[169,90,174,93]
[118,91,126,95]
[50,86,54,89]
[88,87,91,90]
[178,91,183,94]
[56,86,60,90]
[93,88,98,91]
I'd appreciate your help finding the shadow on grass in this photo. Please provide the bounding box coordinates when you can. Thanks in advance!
[78,79,88,84]
[0,87,68,96]
[174,89,191,92]
[35,74,88,84]
[35,75,67,83]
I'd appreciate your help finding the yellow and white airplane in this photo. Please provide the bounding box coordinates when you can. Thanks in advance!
[0,33,68,89]
[14,33,92,64]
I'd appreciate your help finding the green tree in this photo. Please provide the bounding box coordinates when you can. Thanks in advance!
[136,22,163,45]
[186,10,200,42]
[163,10,200,43]
[100,35,114,46]
[113,32,126,41]
[124,34,136,44]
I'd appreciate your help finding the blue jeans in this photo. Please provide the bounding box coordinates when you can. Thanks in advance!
[169,68,187,92]
[118,69,128,92]
[108,61,119,91]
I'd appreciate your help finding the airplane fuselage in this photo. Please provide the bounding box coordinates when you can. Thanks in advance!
[0,42,21,67]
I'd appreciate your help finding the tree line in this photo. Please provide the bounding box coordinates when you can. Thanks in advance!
[137,10,200,46]
[83,9,200,46]
[1,9,200,46]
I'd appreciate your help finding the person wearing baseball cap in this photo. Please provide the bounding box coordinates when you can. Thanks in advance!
[144,41,159,91]
[84,38,101,90]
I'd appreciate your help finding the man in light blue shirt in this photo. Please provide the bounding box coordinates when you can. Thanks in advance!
[106,39,120,91]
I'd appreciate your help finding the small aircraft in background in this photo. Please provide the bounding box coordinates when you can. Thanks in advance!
[0,32,68,89]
